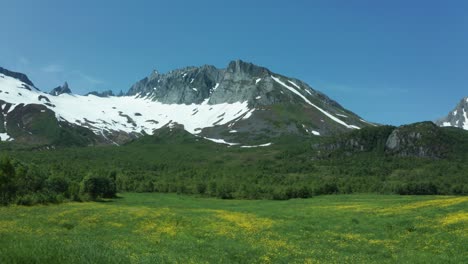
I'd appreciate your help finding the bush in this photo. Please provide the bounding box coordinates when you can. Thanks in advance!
[315,182,338,195]
[47,176,69,194]
[80,174,116,200]
[0,156,16,205]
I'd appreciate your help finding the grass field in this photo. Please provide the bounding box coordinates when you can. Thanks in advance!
[0,193,467,263]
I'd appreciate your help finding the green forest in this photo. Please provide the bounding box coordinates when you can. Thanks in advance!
[1,125,467,206]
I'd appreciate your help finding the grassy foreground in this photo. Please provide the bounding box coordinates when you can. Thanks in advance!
[0,194,467,263]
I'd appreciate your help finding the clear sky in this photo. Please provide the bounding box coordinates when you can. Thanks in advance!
[0,0,467,125]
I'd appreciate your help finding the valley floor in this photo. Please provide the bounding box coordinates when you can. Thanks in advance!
[0,194,467,263]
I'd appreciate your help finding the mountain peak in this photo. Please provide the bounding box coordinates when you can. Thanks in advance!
[49,82,72,96]
[0,66,35,87]
[436,96,468,130]
[226,60,270,76]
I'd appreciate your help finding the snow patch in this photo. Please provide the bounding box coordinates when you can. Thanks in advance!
[255,96,261,100]
[240,143,272,148]
[256,78,262,84]
[360,119,378,127]
[463,108,468,130]
[242,109,255,120]
[203,137,239,146]
[312,130,320,136]
[0,133,11,141]
[288,80,301,90]
[442,122,451,127]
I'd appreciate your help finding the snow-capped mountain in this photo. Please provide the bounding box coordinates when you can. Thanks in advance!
[436,97,468,130]
[0,61,374,145]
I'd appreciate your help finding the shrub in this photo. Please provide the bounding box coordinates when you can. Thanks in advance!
[47,175,69,194]
[80,173,116,200]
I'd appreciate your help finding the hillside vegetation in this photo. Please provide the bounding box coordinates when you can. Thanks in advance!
[1,124,467,205]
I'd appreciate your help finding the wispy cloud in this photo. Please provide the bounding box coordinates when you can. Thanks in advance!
[74,71,105,85]
[42,64,64,73]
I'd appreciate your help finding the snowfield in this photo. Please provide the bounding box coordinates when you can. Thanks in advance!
[0,74,252,139]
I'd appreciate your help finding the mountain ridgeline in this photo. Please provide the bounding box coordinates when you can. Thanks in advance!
[0,60,372,146]
[0,60,467,160]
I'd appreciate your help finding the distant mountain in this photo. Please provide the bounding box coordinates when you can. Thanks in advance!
[436,97,468,130]
[0,60,374,146]
[49,82,72,96]
[85,90,114,97]
[0,66,35,87]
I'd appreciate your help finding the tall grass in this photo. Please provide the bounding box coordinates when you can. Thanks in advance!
[0,193,467,263]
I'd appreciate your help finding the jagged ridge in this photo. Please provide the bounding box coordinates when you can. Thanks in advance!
[0,60,374,145]
[436,97,468,130]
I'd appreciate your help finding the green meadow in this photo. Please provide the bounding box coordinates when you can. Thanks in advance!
[0,193,467,263]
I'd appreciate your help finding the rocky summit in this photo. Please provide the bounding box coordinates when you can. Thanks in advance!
[49,82,72,96]
[436,97,468,130]
[0,60,374,146]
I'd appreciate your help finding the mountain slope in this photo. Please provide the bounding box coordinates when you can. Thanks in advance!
[436,97,468,130]
[0,61,374,145]
[316,121,468,159]
[126,60,374,142]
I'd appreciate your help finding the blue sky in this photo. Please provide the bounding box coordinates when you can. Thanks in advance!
[0,0,467,125]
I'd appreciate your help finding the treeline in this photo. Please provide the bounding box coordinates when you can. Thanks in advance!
[0,156,117,206]
[113,168,467,200]
[1,134,467,205]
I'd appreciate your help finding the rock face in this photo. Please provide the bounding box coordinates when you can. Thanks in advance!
[436,97,468,130]
[86,90,114,97]
[128,60,344,107]
[384,122,447,158]
[49,82,72,96]
[316,122,456,159]
[0,67,35,87]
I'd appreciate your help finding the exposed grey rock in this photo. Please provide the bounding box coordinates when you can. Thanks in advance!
[127,65,221,104]
[384,122,448,158]
[86,90,114,97]
[0,66,35,87]
[385,130,399,149]
[436,97,468,130]
[314,122,453,159]
[49,82,72,96]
